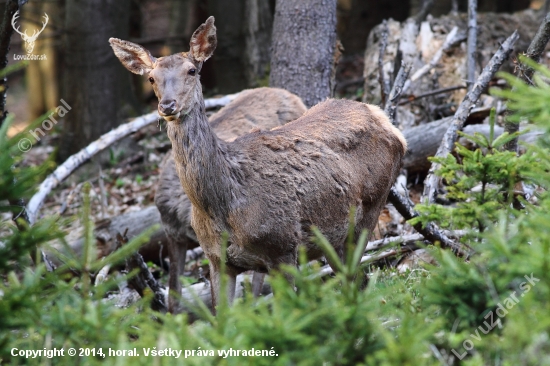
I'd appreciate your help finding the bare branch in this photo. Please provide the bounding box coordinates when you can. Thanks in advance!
[414,0,435,26]
[421,30,519,205]
[126,251,167,312]
[400,85,466,105]
[405,26,465,90]
[378,20,391,106]
[123,229,166,313]
[503,12,550,152]
[467,0,478,91]
[387,188,470,256]
[26,112,158,225]
[377,48,466,255]
[451,0,459,14]
[384,62,411,126]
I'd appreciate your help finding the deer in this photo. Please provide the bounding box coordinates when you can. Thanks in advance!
[12,11,48,54]
[109,16,407,310]
[154,88,307,313]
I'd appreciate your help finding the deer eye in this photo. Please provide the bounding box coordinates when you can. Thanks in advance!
[188,69,196,76]
[148,77,154,84]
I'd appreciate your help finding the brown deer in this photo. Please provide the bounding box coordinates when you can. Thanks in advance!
[154,88,306,313]
[110,16,407,309]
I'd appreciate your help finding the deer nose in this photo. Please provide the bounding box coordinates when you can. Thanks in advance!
[159,100,177,115]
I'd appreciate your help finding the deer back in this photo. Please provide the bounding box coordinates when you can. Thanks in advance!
[219,99,407,270]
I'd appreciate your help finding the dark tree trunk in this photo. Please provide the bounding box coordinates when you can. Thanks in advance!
[339,0,410,54]
[59,0,138,161]
[208,0,248,93]
[244,0,273,86]
[270,0,337,107]
[0,0,20,126]
[167,0,200,54]
[208,0,273,92]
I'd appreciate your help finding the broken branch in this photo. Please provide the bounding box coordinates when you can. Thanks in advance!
[387,187,470,256]
[384,62,412,126]
[406,27,465,87]
[122,229,166,313]
[503,12,550,152]
[378,20,391,106]
[421,30,519,204]
[400,85,466,105]
[467,0,478,91]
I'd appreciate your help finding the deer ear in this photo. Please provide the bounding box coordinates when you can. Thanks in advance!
[189,16,217,63]
[109,38,156,75]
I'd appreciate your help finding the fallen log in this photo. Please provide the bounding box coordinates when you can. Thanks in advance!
[403,113,542,173]
[54,205,206,271]
[165,273,271,314]
[43,206,169,268]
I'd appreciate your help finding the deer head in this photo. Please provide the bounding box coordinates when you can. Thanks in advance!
[109,17,217,122]
[12,11,49,54]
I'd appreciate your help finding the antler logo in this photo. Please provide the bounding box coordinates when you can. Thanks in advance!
[12,11,49,54]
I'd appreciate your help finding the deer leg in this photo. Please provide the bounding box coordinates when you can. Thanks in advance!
[167,235,187,314]
[251,272,265,297]
[208,259,238,312]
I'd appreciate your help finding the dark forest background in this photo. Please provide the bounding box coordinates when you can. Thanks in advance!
[4,0,537,160]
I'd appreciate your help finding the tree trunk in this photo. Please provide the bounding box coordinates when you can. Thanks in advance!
[340,0,410,54]
[0,0,19,126]
[269,0,337,108]
[208,0,273,92]
[244,0,273,87]
[23,1,60,121]
[59,0,138,161]
[208,0,248,93]
[167,0,200,54]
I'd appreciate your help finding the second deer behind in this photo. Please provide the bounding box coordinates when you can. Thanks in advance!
[110,16,407,309]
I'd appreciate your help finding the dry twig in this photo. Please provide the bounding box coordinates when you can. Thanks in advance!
[121,230,167,313]
[421,30,519,205]
[378,20,391,106]
[384,62,411,126]
[503,12,550,152]
[403,26,465,93]
[467,0,478,91]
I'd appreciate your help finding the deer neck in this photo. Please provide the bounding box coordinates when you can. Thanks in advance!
[166,87,241,222]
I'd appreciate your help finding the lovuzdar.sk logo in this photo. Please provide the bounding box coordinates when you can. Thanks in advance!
[11,10,48,61]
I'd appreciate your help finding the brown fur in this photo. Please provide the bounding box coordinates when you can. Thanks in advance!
[154,88,306,313]
[110,16,407,310]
